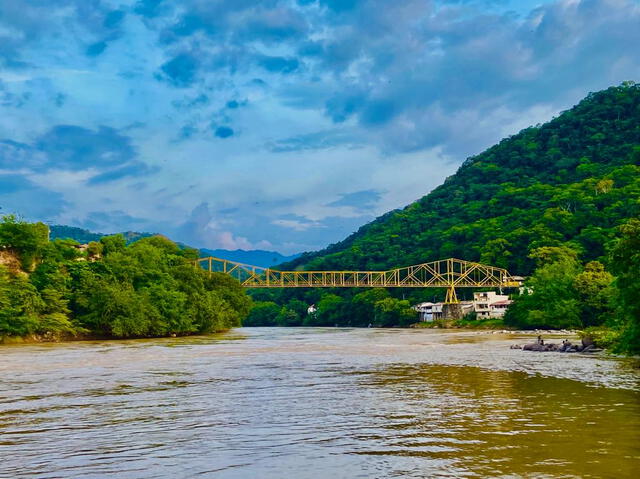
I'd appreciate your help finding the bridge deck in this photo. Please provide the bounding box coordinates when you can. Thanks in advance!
[196,256,522,289]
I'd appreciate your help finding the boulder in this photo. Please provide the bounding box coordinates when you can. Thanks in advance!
[523,343,545,351]
[581,336,595,348]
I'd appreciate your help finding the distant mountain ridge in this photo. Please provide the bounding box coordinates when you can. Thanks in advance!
[199,249,300,268]
[49,225,152,244]
[49,225,299,268]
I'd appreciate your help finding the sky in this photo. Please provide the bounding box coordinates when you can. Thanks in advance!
[0,0,639,254]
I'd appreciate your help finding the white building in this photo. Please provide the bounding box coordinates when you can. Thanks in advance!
[473,291,511,318]
[413,291,512,321]
[489,299,512,318]
[415,301,473,321]
[413,302,436,321]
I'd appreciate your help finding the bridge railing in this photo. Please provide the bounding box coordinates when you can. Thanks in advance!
[195,256,522,290]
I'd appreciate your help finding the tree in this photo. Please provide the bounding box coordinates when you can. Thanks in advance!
[609,219,640,353]
[1,219,252,340]
[573,261,614,327]
[350,289,389,327]
[244,301,280,326]
[276,307,301,327]
[313,294,345,326]
[86,241,103,259]
[480,238,512,269]
[505,246,582,329]
[0,215,49,270]
[0,267,41,337]
[100,234,126,256]
[373,297,417,328]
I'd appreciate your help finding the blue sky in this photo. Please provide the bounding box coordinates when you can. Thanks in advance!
[1,0,639,254]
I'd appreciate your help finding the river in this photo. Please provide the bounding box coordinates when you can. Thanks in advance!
[1,328,639,478]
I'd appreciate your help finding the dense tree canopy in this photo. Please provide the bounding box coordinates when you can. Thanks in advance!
[0,219,251,341]
[608,219,640,353]
[504,246,614,330]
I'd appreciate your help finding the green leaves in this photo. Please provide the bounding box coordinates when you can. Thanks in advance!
[244,301,281,326]
[505,250,582,330]
[0,222,252,340]
[0,215,49,270]
[609,219,640,353]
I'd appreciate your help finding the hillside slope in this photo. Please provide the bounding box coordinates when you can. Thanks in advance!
[284,83,640,276]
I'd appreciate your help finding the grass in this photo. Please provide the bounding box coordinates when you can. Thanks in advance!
[412,318,508,330]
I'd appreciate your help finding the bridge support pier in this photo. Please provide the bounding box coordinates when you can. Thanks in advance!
[443,286,462,319]
[442,303,463,320]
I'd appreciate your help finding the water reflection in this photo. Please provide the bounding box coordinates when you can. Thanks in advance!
[1,328,639,478]
[360,364,640,477]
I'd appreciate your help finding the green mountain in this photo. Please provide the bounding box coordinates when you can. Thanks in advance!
[283,82,640,277]
[49,225,153,244]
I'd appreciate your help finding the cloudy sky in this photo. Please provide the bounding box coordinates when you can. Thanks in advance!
[1,0,639,253]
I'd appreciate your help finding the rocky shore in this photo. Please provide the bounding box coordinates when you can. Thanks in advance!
[510,335,603,353]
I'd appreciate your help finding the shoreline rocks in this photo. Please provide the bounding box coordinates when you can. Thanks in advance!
[511,337,603,353]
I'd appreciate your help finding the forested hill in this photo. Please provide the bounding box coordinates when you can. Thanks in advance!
[284,82,640,276]
[50,225,152,244]
[50,226,299,268]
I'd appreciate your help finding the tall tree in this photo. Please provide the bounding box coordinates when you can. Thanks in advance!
[609,219,640,353]
[505,247,582,329]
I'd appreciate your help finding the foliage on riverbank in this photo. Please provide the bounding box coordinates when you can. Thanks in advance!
[245,288,416,328]
[0,216,251,342]
[413,318,508,330]
[505,219,640,354]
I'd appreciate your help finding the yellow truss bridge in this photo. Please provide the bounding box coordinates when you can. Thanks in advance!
[196,256,522,303]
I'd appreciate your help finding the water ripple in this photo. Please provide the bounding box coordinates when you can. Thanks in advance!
[1,328,639,478]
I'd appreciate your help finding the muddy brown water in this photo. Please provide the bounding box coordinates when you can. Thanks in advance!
[1,328,639,478]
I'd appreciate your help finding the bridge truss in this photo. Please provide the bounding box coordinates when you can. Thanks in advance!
[196,257,522,303]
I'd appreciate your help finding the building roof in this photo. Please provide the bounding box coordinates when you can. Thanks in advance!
[491,300,513,306]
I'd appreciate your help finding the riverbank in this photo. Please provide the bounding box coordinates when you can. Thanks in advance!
[0,329,235,345]
[1,324,580,347]
[2,318,620,357]
[412,318,509,330]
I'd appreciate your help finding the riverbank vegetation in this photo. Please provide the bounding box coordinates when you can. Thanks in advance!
[245,288,416,328]
[0,215,251,342]
[503,220,640,353]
